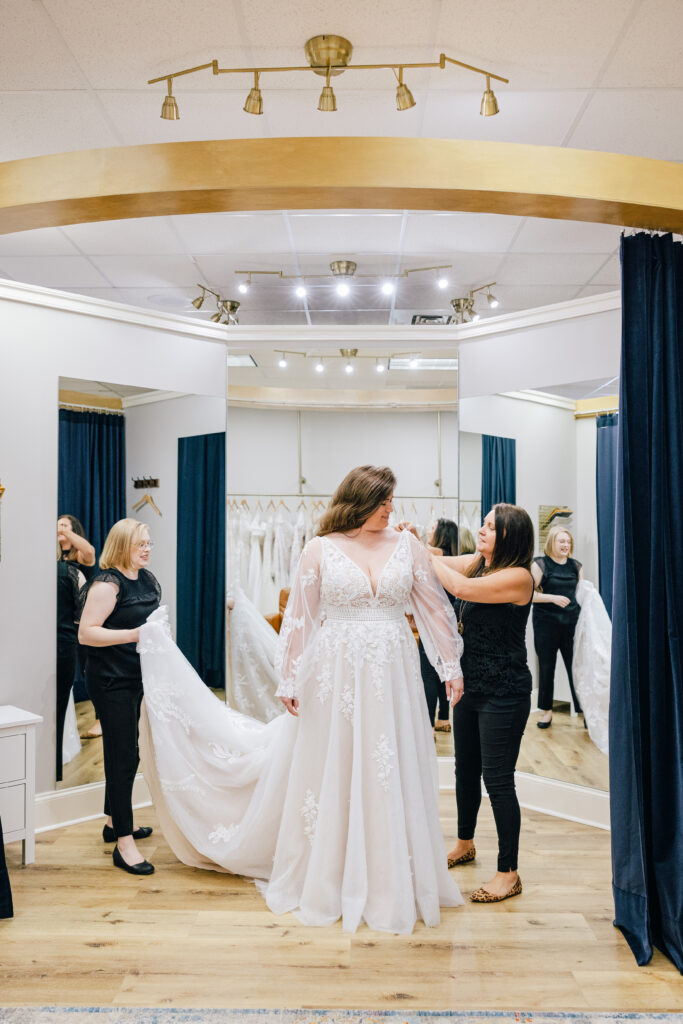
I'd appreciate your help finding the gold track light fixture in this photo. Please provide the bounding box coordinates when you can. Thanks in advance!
[450,281,499,324]
[191,284,240,324]
[231,260,454,300]
[151,35,507,120]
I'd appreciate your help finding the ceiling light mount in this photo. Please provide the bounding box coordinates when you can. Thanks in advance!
[191,284,240,324]
[305,35,353,77]
[450,281,498,324]
[330,260,357,277]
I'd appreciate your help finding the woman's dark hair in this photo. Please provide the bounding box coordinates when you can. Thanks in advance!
[431,518,459,556]
[317,466,396,537]
[465,503,534,577]
[58,514,87,561]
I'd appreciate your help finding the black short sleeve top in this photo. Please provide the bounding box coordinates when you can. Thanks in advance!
[532,555,582,626]
[82,567,161,681]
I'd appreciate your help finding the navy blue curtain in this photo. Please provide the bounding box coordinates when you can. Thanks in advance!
[177,432,225,688]
[481,434,516,519]
[596,413,619,618]
[58,409,126,559]
[610,232,683,973]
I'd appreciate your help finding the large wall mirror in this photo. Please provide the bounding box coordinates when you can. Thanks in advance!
[55,376,227,792]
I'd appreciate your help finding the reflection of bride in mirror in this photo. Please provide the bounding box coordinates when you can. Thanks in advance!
[139,465,465,934]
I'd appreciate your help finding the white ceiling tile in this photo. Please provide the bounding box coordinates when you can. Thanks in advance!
[172,214,292,254]
[511,218,622,254]
[435,0,629,89]
[0,228,81,257]
[87,254,197,287]
[0,93,120,162]
[0,256,110,289]
[600,0,683,88]
[497,252,607,287]
[485,285,582,311]
[0,0,84,89]
[589,255,621,287]
[568,90,683,160]
[402,213,523,254]
[575,284,621,299]
[62,218,187,255]
[420,90,590,147]
[288,214,404,254]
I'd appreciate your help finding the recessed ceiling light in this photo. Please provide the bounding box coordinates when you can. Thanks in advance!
[336,282,351,297]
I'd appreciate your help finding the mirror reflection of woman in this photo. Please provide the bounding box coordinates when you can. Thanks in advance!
[79,519,160,875]
[419,518,459,734]
[428,505,535,903]
[57,514,96,573]
[531,527,584,729]
[56,553,84,781]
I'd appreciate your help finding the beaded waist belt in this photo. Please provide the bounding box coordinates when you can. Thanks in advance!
[324,606,406,622]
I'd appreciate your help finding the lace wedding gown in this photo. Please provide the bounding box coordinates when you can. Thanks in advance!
[139,528,464,934]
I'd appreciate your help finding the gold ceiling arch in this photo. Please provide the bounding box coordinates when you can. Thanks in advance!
[0,138,681,234]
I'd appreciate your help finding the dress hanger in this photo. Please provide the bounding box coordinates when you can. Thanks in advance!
[132,493,162,517]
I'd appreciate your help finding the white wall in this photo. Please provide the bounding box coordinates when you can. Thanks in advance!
[125,395,227,630]
[0,282,227,791]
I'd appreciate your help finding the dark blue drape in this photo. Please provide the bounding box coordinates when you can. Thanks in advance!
[610,232,683,973]
[481,434,516,519]
[177,432,225,688]
[58,409,126,559]
[596,413,619,618]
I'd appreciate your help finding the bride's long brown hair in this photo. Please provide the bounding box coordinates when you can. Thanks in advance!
[317,465,396,537]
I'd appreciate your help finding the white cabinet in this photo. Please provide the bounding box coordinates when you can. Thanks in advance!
[0,705,43,864]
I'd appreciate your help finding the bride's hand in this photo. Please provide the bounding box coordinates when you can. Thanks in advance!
[446,677,464,706]
[281,696,299,717]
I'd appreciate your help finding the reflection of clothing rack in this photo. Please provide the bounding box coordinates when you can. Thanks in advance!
[228,492,460,500]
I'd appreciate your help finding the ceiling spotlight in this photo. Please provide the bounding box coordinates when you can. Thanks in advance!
[295,285,307,298]
[243,72,263,115]
[318,71,337,112]
[487,289,499,308]
[238,282,249,294]
[314,360,325,374]
[160,80,179,120]
[437,277,449,290]
[278,355,288,369]
[395,67,416,111]
[337,282,350,297]
[409,357,420,369]
[344,360,354,375]
[381,281,395,295]
[210,310,222,322]
[191,287,206,309]
[376,360,386,373]
[472,312,481,323]
[480,75,500,117]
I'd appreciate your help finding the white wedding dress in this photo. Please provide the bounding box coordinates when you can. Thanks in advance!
[138,528,464,934]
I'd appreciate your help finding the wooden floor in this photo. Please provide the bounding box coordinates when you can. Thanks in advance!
[2,795,679,1010]
[435,703,610,792]
[58,701,103,790]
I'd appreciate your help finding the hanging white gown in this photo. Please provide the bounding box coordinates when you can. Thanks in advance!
[288,505,306,588]
[138,528,464,934]
[258,519,279,614]
[273,511,293,594]
[246,518,265,606]
[229,586,283,723]
[61,691,81,766]
[572,580,611,755]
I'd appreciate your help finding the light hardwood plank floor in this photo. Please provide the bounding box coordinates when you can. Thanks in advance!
[2,795,678,1010]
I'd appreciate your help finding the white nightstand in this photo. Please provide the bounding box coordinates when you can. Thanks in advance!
[0,705,43,865]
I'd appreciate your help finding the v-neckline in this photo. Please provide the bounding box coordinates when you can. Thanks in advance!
[324,531,407,599]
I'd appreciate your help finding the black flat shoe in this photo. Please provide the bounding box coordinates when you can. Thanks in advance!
[537,719,552,729]
[112,845,155,875]
[103,824,153,843]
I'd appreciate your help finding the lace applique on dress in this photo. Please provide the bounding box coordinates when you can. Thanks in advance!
[301,789,319,845]
[209,743,245,763]
[209,823,240,845]
[372,734,395,791]
[316,663,333,704]
[144,677,196,735]
[339,684,354,721]
[160,774,202,794]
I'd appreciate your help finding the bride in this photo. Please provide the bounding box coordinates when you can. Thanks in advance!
[139,465,465,934]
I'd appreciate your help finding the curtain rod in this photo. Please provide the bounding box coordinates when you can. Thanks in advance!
[59,402,124,416]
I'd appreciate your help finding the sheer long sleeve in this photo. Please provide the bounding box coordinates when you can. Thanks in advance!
[407,534,463,682]
[275,537,323,699]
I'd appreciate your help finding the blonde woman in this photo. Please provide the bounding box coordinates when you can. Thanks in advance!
[531,526,584,728]
[79,519,160,875]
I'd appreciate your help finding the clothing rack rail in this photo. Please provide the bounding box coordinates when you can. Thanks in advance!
[228,492,461,500]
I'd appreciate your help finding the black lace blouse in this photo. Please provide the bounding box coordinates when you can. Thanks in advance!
[82,568,161,682]
[457,587,533,698]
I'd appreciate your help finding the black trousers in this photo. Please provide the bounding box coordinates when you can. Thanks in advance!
[86,671,143,837]
[533,617,582,713]
[0,817,13,919]
[419,642,450,724]
[56,641,77,783]
[453,690,530,872]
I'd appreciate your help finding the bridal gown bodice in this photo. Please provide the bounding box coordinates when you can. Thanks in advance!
[139,528,464,935]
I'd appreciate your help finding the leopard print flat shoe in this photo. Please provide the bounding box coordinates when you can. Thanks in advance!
[469,876,522,903]
[447,845,476,868]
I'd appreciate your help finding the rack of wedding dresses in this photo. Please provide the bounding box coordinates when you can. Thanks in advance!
[227,494,461,616]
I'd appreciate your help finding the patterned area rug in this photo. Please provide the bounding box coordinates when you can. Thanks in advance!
[1,1011,681,1024]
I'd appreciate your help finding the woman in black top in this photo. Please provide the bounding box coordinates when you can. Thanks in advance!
[58,515,100,736]
[56,558,84,781]
[79,519,160,876]
[430,504,534,904]
[531,527,583,728]
[419,518,459,731]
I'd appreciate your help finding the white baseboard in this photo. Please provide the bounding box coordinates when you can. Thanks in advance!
[35,775,151,833]
[437,759,610,830]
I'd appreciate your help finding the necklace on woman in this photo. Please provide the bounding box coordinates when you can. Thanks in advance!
[457,599,468,636]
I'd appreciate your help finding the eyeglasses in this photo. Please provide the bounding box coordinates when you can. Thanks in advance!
[135,541,154,551]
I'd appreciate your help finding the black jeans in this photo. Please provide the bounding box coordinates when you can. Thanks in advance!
[419,642,450,724]
[56,641,77,782]
[534,617,582,713]
[453,690,530,872]
[86,671,143,837]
